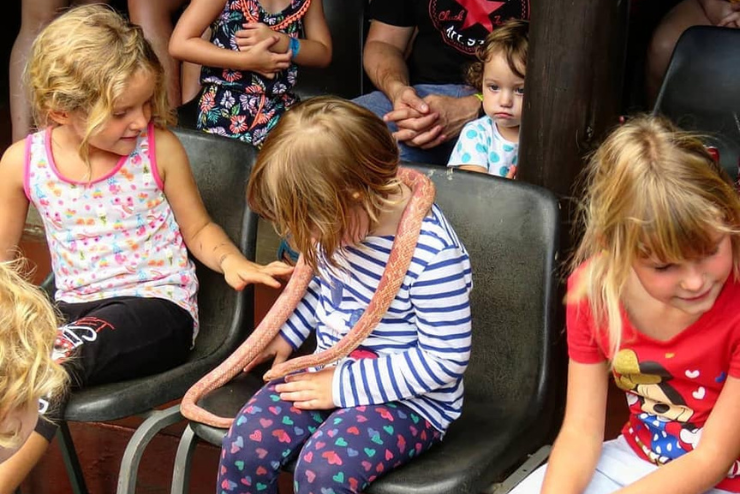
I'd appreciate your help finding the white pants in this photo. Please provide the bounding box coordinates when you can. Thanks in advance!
[510,436,733,494]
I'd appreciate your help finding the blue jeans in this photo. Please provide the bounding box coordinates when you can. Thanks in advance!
[353,84,477,166]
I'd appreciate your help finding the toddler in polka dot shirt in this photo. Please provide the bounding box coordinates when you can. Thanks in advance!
[447,19,529,178]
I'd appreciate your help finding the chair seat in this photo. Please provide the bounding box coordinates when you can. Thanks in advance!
[191,374,547,494]
[64,353,224,422]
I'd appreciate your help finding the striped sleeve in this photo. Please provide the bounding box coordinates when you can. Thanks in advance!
[278,275,320,350]
[332,245,472,407]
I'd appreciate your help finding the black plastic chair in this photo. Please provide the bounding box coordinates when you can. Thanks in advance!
[170,166,562,494]
[177,0,367,129]
[49,128,259,494]
[294,0,366,100]
[652,25,740,182]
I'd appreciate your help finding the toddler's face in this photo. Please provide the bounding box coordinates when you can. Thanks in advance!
[482,52,525,139]
[0,402,39,463]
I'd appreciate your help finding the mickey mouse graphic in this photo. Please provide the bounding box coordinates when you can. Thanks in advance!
[612,349,701,464]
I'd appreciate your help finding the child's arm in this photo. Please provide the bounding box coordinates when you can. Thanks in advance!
[447,123,491,175]
[336,246,472,405]
[154,128,293,290]
[0,141,31,262]
[169,0,292,75]
[613,376,740,494]
[235,0,332,68]
[540,359,609,494]
[457,165,489,174]
[275,246,471,410]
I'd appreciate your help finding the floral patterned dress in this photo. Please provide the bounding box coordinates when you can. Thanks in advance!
[197,0,310,147]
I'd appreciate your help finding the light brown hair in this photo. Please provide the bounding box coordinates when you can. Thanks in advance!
[570,115,740,357]
[466,19,529,90]
[247,97,401,273]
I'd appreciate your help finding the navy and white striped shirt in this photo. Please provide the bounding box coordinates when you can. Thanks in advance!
[279,204,473,433]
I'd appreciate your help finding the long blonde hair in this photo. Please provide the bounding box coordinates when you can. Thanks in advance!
[247,97,401,273]
[0,262,67,448]
[24,4,174,165]
[570,115,740,358]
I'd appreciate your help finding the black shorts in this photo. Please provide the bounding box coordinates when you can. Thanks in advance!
[35,296,194,441]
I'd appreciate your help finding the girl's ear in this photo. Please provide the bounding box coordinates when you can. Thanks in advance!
[48,110,70,125]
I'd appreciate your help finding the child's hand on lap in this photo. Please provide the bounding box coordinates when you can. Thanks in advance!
[276,368,335,410]
[221,255,293,291]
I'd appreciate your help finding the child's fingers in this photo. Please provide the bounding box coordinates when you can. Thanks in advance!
[263,263,294,278]
[231,270,281,289]
[251,272,282,288]
[292,399,322,410]
[271,352,288,369]
[272,52,292,64]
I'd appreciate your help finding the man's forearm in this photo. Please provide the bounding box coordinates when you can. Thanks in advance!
[363,40,411,101]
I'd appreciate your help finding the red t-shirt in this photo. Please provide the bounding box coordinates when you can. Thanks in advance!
[567,267,740,491]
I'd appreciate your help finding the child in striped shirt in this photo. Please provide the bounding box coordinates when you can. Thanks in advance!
[217,96,473,494]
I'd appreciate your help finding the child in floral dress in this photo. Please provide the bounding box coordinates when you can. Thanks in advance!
[170,0,332,147]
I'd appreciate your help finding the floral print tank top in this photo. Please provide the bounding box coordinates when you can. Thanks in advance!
[197,0,310,146]
[24,124,200,336]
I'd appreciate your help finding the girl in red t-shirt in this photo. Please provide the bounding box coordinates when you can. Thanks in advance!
[511,115,740,494]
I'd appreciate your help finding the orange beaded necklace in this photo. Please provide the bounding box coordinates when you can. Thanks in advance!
[237,0,312,31]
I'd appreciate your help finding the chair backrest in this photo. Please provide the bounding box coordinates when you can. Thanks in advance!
[293,0,367,100]
[172,128,258,361]
[406,165,562,439]
[653,26,740,181]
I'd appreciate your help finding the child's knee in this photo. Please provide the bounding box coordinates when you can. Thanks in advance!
[294,458,354,494]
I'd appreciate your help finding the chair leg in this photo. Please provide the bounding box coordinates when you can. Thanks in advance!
[170,424,199,494]
[116,404,184,494]
[486,445,552,494]
[57,422,90,494]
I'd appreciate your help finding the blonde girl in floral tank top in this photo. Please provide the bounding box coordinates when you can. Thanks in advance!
[25,123,201,331]
[0,6,292,490]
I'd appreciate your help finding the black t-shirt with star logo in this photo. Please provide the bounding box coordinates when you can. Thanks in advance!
[369,0,530,85]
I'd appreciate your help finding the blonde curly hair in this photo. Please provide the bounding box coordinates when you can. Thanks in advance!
[24,4,174,169]
[0,262,67,449]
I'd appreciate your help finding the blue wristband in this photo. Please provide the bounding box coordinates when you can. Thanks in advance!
[289,37,300,59]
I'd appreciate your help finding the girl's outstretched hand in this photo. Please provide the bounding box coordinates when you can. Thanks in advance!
[221,255,293,290]
[275,368,335,410]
